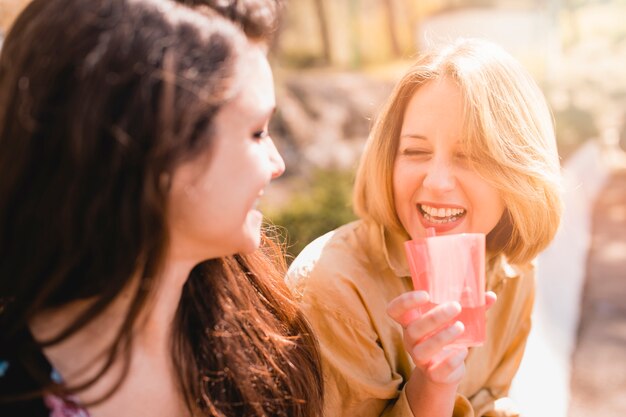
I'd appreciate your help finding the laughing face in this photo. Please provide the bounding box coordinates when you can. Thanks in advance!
[167,47,284,263]
[392,77,505,239]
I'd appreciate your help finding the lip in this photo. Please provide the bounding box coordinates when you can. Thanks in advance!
[417,201,466,234]
[251,186,268,211]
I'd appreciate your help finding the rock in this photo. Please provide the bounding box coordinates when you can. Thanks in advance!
[270,70,395,177]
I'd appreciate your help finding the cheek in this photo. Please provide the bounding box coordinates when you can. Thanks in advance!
[392,162,418,207]
[476,185,506,232]
[392,163,407,199]
[391,164,417,234]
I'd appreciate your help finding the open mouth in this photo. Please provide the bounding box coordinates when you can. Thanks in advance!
[419,204,466,224]
[252,189,266,210]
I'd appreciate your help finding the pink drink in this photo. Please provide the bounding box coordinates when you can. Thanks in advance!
[405,233,486,347]
[455,305,486,346]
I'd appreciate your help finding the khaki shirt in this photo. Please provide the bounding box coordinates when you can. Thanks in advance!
[287,220,534,417]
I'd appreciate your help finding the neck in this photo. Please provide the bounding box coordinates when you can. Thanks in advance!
[137,258,197,349]
[28,256,199,416]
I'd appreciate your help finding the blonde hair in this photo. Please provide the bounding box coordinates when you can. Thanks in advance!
[354,38,562,264]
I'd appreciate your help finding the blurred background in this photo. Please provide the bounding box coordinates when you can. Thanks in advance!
[1,0,625,415]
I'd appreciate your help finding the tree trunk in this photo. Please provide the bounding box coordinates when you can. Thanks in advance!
[382,0,401,58]
[312,0,331,65]
[348,0,362,67]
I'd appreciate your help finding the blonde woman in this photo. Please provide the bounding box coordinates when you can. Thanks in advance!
[287,38,562,417]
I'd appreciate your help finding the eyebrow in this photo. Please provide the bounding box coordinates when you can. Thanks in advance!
[399,133,428,140]
[251,106,275,125]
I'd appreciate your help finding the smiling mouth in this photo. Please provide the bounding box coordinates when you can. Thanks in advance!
[252,189,267,211]
[419,204,466,224]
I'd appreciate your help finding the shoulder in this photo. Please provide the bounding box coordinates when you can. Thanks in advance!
[286,220,379,306]
[289,220,368,271]
[287,220,372,283]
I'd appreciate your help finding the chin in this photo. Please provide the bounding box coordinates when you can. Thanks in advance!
[238,229,262,254]
[239,241,260,254]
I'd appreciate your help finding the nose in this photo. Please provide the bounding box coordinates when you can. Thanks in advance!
[267,137,285,179]
[423,159,455,193]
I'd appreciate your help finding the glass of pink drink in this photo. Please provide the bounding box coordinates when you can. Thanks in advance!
[404,233,486,347]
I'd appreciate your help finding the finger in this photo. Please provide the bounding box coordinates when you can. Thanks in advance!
[411,321,464,367]
[427,347,468,385]
[429,345,467,367]
[404,302,461,343]
[387,291,429,326]
[485,291,497,310]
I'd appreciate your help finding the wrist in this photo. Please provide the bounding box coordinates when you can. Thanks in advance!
[405,371,460,417]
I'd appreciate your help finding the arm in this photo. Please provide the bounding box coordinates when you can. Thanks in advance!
[386,291,469,417]
[387,291,501,417]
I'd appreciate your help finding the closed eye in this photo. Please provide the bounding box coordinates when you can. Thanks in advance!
[401,148,431,156]
[252,130,269,141]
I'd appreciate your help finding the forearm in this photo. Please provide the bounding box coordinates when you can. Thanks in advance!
[404,371,459,417]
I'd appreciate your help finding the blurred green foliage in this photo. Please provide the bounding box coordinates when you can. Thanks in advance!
[266,168,357,261]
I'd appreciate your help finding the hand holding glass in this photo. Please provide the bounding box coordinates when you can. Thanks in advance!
[404,233,486,347]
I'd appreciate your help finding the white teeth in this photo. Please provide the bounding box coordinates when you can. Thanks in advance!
[419,204,466,222]
[422,205,437,216]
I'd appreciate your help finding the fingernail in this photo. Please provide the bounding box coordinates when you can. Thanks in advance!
[413,291,428,303]
[450,321,464,335]
[455,321,465,333]
[444,302,460,316]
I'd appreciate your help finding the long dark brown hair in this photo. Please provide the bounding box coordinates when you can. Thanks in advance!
[0,0,322,416]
